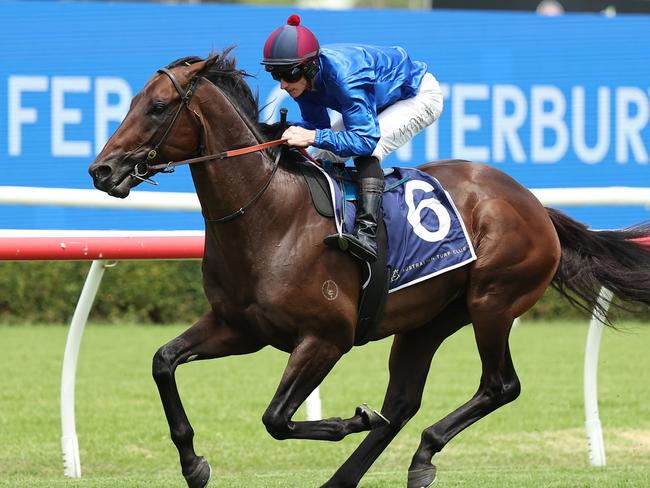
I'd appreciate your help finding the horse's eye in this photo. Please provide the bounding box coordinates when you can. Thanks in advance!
[150,101,167,115]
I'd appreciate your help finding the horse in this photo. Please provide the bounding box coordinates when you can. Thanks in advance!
[88,50,650,488]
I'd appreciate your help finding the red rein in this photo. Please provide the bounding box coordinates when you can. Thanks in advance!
[148,139,320,172]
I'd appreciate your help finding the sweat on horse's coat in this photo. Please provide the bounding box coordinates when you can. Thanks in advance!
[88,50,650,488]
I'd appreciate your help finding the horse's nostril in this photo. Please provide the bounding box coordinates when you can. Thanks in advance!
[92,165,113,181]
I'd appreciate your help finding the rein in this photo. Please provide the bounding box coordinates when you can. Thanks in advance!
[146,138,317,172]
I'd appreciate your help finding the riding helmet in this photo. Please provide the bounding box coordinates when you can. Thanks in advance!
[262,15,320,79]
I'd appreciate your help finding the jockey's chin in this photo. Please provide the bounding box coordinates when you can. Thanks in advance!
[280,77,309,98]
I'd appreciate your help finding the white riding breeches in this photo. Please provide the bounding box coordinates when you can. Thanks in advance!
[311,72,443,163]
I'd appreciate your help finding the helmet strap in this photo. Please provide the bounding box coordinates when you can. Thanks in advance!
[302,59,319,80]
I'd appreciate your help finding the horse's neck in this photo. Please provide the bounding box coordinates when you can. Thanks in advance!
[190,88,302,268]
[190,86,270,216]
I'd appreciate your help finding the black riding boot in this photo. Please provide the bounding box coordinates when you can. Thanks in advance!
[325,159,384,262]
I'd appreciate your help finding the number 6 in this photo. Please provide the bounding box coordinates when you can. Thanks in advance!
[404,180,451,243]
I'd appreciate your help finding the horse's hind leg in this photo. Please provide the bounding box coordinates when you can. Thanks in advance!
[407,314,520,488]
[322,299,469,488]
[404,198,558,486]
[261,334,389,442]
[152,310,263,488]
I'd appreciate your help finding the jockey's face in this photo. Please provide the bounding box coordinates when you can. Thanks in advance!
[280,76,309,98]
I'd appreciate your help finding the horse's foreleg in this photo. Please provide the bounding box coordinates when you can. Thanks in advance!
[408,314,520,488]
[262,334,385,441]
[323,300,469,488]
[152,310,262,488]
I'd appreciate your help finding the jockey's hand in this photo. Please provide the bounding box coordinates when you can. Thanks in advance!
[282,126,315,148]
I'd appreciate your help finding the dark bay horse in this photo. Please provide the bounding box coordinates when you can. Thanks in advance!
[88,51,650,488]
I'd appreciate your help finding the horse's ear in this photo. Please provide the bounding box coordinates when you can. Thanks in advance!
[204,55,219,70]
[203,46,238,73]
[192,54,218,77]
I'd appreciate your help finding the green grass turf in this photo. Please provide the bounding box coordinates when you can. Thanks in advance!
[0,321,649,487]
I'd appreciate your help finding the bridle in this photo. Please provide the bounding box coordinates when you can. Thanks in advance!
[131,67,204,185]
[132,66,317,223]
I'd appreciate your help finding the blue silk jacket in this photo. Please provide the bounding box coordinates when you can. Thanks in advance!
[295,44,428,158]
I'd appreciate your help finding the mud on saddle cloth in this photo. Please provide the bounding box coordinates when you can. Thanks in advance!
[298,160,476,346]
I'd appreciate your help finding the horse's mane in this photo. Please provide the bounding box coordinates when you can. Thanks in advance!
[166,48,287,145]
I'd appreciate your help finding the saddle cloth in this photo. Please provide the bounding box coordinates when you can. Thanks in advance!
[315,163,477,293]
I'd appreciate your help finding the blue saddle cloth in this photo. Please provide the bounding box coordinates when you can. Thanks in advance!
[321,164,477,292]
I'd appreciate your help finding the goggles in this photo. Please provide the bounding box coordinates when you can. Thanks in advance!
[266,64,304,83]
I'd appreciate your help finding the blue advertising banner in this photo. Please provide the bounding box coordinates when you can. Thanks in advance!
[0,2,648,230]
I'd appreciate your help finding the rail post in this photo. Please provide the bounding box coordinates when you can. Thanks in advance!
[61,259,108,477]
[583,286,613,467]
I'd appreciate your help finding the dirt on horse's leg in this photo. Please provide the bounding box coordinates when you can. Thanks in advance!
[322,301,469,488]
[262,334,388,441]
[407,313,520,488]
[152,310,263,488]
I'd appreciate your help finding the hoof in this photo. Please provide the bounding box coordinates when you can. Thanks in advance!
[407,463,437,488]
[356,403,390,429]
[184,456,212,488]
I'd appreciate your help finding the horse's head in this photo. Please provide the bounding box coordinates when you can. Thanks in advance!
[89,57,210,198]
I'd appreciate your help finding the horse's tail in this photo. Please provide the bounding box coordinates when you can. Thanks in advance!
[546,207,650,321]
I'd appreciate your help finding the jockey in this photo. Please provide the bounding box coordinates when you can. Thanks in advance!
[262,14,444,263]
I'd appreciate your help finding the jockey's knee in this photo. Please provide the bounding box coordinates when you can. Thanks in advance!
[354,156,382,179]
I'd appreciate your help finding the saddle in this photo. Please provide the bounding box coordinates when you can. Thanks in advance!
[296,159,389,347]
